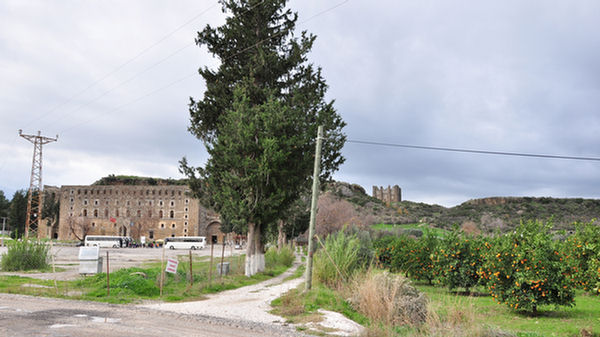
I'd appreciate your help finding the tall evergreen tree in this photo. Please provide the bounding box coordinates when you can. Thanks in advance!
[8,190,27,238]
[0,190,9,219]
[181,0,345,276]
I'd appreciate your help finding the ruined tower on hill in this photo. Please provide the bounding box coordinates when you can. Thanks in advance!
[372,185,402,203]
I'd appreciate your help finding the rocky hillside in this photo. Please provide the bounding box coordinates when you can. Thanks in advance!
[327,182,600,232]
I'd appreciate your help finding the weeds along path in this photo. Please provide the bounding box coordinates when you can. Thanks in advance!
[141,254,304,325]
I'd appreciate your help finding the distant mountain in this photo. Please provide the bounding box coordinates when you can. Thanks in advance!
[327,182,600,232]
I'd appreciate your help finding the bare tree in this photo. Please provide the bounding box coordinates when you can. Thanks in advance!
[67,215,92,241]
[130,202,158,241]
[316,193,376,237]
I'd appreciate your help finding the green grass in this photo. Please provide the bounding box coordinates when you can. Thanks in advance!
[271,283,369,327]
[372,223,449,237]
[416,283,600,336]
[0,250,295,304]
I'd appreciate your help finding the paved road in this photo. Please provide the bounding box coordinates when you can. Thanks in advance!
[0,293,301,337]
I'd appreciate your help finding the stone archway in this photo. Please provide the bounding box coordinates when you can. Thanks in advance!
[206,221,224,244]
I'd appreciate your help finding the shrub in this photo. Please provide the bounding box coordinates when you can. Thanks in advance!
[481,220,575,313]
[350,270,427,326]
[0,239,50,271]
[265,245,295,268]
[314,230,364,288]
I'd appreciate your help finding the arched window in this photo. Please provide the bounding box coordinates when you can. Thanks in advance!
[104,209,109,217]
[83,209,87,217]
[137,210,141,217]
[159,210,163,218]
[169,210,174,218]
[148,210,152,218]
[116,209,119,217]
[93,209,98,217]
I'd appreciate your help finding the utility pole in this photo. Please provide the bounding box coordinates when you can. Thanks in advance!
[1,217,7,247]
[305,125,323,291]
[19,130,58,239]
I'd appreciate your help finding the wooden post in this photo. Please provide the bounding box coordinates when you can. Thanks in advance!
[106,251,110,297]
[50,240,57,294]
[189,250,194,286]
[305,125,323,292]
[220,240,226,282]
[208,241,214,285]
[160,244,165,296]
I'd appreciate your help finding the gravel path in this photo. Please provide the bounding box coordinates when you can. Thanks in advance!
[141,255,364,336]
[141,256,304,324]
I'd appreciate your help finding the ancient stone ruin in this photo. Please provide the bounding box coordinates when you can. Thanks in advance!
[372,185,401,203]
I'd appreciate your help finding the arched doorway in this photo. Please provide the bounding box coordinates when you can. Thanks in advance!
[205,221,224,244]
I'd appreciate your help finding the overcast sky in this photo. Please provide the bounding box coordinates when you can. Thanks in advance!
[1,0,599,207]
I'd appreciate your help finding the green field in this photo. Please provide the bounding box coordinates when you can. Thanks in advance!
[372,223,448,237]
[417,283,600,336]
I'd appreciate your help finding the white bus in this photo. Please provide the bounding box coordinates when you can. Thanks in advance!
[84,235,123,248]
[164,236,206,250]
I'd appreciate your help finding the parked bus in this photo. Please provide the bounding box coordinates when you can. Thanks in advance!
[84,235,123,248]
[164,236,206,250]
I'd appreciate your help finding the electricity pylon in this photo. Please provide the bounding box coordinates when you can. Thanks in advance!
[19,130,58,238]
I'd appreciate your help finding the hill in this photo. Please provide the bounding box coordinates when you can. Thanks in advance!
[327,182,600,232]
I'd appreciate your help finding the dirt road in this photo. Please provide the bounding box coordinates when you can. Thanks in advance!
[0,293,301,337]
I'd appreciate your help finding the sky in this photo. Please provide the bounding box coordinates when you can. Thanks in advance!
[1,0,599,207]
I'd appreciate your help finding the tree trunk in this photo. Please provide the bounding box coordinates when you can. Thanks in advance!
[245,223,265,276]
[277,220,285,253]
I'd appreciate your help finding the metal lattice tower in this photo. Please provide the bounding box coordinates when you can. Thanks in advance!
[19,130,58,238]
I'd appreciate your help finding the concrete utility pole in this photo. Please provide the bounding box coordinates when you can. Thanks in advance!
[305,125,323,291]
[19,130,58,238]
[1,217,7,247]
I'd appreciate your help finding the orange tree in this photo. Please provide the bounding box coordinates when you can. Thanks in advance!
[374,234,415,276]
[481,220,575,313]
[435,227,487,293]
[564,221,600,294]
[405,230,440,285]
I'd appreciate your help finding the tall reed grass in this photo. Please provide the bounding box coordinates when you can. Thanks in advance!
[0,239,50,271]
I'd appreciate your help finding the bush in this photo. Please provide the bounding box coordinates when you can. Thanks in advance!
[265,245,295,268]
[350,270,427,326]
[481,220,575,313]
[0,239,50,271]
[314,230,364,288]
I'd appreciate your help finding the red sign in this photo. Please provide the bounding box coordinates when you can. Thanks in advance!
[165,258,179,274]
[109,217,116,223]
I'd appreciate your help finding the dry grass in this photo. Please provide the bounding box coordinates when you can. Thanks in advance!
[350,270,428,327]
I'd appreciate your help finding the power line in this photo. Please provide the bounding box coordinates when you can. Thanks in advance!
[346,139,600,162]
[56,0,350,135]
[24,1,220,129]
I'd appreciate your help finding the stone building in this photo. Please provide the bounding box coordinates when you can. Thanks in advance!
[39,184,226,243]
[372,185,402,203]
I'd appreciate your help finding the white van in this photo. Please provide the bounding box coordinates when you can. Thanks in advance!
[164,236,206,250]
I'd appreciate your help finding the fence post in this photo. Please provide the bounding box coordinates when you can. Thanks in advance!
[209,241,214,285]
[106,251,110,297]
[189,250,193,286]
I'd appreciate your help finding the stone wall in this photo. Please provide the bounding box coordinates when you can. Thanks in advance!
[372,185,402,203]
